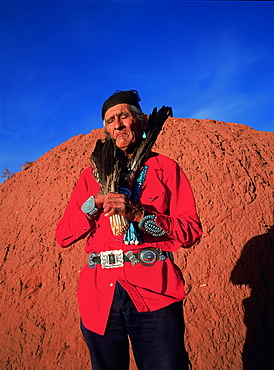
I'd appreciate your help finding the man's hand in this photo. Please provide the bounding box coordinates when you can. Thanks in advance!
[103,192,144,223]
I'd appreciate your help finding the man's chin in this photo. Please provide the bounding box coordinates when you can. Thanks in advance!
[115,138,129,150]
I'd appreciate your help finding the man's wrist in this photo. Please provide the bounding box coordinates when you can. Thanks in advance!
[94,193,104,209]
[134,206,145,223]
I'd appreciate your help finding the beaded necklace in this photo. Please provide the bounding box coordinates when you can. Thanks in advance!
[121,165,148,245]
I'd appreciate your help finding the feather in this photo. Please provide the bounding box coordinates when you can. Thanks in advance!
[127,106,172,181]
[90,136,128,235]
[91,136,121,195]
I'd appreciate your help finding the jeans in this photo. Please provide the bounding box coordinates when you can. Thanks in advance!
[80,282,190,370]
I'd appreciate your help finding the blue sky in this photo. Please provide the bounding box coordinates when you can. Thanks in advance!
[1,0,274,182]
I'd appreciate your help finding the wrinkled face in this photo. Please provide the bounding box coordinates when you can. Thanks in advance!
[104,103,147,154]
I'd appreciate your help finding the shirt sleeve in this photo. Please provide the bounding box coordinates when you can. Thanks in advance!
[145,157,202,248]
[55,168,100,248]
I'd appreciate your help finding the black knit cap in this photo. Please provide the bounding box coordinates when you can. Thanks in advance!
[101,89,142,119]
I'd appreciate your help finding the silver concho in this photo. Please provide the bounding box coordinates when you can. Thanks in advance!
[138,248,159,266]
[88,253,97,269]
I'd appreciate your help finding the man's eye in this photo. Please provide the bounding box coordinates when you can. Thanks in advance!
[121,113,129,118]
[106,118,114,124]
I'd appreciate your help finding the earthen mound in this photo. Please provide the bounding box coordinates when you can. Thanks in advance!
[1,118,273,369]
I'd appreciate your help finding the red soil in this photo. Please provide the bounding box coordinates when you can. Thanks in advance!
[1,118,273,369]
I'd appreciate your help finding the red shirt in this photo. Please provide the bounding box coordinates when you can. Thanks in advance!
[55,153,202,334]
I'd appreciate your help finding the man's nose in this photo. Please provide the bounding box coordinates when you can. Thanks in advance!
[113,116,124,129]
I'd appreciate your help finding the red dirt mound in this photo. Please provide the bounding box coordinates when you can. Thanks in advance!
[1,118,273,369]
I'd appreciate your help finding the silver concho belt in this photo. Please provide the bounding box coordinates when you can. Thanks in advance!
[87,248,172,269]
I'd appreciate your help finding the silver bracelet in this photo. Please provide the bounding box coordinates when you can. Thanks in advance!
[81,196,98,215]
[138,214,166,237]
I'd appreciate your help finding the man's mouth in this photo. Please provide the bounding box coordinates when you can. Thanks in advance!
[116,133,128,139]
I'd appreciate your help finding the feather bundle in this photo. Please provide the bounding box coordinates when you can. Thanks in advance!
[127,106,173,181]
[91,136,128,235]
[91,135,121,195]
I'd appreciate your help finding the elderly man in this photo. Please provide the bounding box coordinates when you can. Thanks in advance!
[56,90,202,370]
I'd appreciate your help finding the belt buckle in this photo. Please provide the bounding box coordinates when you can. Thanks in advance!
[100,249,124,269]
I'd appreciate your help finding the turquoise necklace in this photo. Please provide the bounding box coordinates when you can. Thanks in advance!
[120,165,148,245]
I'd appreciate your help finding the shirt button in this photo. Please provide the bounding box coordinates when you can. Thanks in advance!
[110,283,114,287]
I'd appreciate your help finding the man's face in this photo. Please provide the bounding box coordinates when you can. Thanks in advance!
[104,103,147,153]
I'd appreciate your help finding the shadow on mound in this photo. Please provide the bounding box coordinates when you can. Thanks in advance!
[231,226,274,370]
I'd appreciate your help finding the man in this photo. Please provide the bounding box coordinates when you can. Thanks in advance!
[55,90,202,369]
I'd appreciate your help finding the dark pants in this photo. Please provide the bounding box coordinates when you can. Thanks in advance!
[80,283,190,370]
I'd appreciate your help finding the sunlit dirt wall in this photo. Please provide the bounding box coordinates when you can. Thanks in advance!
[1,118,273,369]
